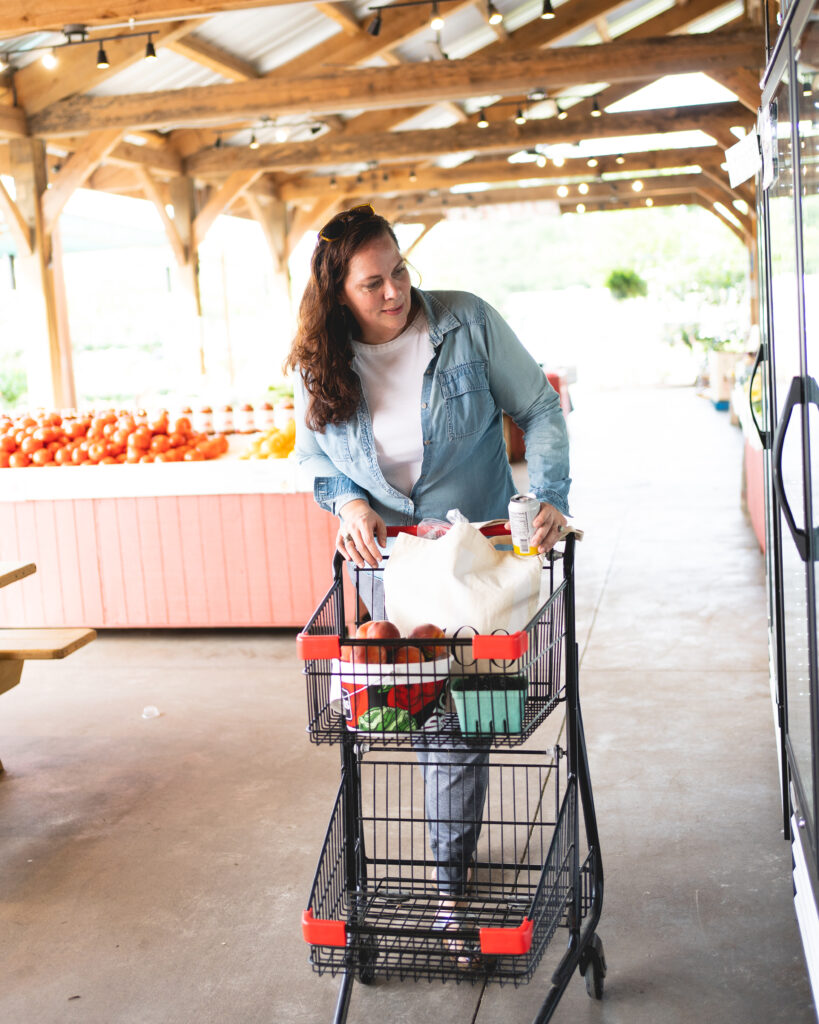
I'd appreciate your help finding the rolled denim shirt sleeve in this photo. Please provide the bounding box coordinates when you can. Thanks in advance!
[481,301,571,516]
[292,375,369,516]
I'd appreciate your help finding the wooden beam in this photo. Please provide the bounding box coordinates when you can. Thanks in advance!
[0,1,295,40]
[186,102,749,176]
[0,104,27,138]
[41,129,122,232]
[30,32,762,136]
[165,34,260,81]
[0,176,32,254]
[314,1,362,36]
[192,169,263,249]
[13,20,201,116]
[135,165,187,267]
[287,196,342,257]
[278,145,730,201]
[106,140,183,177]
[244,192,287,271]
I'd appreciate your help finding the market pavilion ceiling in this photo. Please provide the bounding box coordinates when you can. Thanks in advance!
[0,0,771,263]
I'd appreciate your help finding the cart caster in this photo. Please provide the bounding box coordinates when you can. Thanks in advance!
[358,944,377,985]
[579,933,606,1000]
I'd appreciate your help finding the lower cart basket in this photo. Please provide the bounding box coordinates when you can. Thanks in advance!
[303,750,590,987]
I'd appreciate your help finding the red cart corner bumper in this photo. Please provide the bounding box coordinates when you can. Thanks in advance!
[302,908,347,946]
[479,917,534,955]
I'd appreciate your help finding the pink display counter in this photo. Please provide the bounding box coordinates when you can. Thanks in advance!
[0,460,345,629]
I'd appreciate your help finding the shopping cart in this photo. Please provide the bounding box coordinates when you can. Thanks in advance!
[297,527,604,1024]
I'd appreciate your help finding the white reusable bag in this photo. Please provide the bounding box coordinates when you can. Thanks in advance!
[383,521,542,637]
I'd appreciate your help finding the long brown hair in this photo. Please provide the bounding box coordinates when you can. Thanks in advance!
[285,207,400,432]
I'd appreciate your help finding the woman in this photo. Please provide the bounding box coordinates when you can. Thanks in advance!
[286,203,570,954]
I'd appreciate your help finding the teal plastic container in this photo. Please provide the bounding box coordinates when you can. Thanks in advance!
[450,675,528,736]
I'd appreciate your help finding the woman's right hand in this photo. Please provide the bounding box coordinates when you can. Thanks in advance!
[337,500,387,568]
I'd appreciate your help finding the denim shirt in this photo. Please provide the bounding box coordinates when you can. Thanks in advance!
[293,288,570,526]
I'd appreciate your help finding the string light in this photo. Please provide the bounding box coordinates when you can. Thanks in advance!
[515,107,527,125]
[615,155,625,165]
[488,1,503,24]
[430,1,444,30]
[578,182,589,194]
[557,185,569,197]
[477,110,489,128]
[645,198,654,207]
[576,203,586,213]
[591,98,602,117]
[632,179,644,192]
[587,158,598,167]
[541,0,556,18]
[249,133,260,149]
[557,105,568,120]
[0,25,159,71]
[367,10,383,34]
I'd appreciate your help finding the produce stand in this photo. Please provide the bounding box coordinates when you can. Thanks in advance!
[733,379,765,554]
[0,451,341,629]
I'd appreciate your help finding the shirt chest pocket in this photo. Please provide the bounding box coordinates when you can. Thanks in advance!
[438,360,495,440]
[320,420,353,463]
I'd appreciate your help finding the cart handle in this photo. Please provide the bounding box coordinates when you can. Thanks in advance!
[385,522,584,541]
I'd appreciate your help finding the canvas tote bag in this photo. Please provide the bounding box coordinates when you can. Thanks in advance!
[383,521,543,638]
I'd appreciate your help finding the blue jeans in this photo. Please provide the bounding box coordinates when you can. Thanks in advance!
[352,564,490,897]
[413,727,490,896]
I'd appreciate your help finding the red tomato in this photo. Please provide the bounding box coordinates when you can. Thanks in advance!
[0,435,16,453]
[31,447,53,466]
[183,448,205,461]
[9,451,30,467]
[20,435,44,455]
[0,452,10,468]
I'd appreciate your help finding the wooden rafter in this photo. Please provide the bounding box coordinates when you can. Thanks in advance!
[41,128,122,232]
[0,176,32,254]
[165,34,260,81]
[0,105,27,138]
[192,168,264,249]
[185,102,749,176]
[314,1,363,36]
[29,32,762,136]
[0,1,293,40]
[276,145,734,202]
[13,20,201,115]
[134,165,187,267]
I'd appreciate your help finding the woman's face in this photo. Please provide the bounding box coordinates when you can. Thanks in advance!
[339,233,412,345]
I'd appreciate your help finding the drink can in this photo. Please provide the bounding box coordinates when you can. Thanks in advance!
[508,493,540,556]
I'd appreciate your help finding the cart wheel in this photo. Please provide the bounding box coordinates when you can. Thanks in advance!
[582,934,606,1000]
[358,944,377,985]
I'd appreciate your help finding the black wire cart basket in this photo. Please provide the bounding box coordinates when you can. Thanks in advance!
[297,527,604,1023]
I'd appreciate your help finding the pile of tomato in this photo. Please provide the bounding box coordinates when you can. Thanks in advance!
[0,410,229,468]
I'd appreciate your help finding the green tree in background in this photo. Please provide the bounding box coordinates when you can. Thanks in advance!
[605,268,648,300]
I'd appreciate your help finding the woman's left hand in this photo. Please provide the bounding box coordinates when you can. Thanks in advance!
[531,503,567,553]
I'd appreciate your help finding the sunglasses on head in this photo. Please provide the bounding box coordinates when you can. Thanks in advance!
[318,203,376,243]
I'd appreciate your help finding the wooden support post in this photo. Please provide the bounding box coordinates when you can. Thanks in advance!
[167,176,205,373]
[9,138,75,409]
[245,192,293,328]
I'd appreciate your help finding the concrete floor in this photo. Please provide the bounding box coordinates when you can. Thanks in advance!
[0,386,814,1024]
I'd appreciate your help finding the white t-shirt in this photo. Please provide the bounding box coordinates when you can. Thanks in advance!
[351,312,433,496]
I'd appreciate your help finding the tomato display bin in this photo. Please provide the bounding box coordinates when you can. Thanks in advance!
[0,458,349,628]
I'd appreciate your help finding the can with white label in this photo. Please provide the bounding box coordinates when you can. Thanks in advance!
[508,493,540,556]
